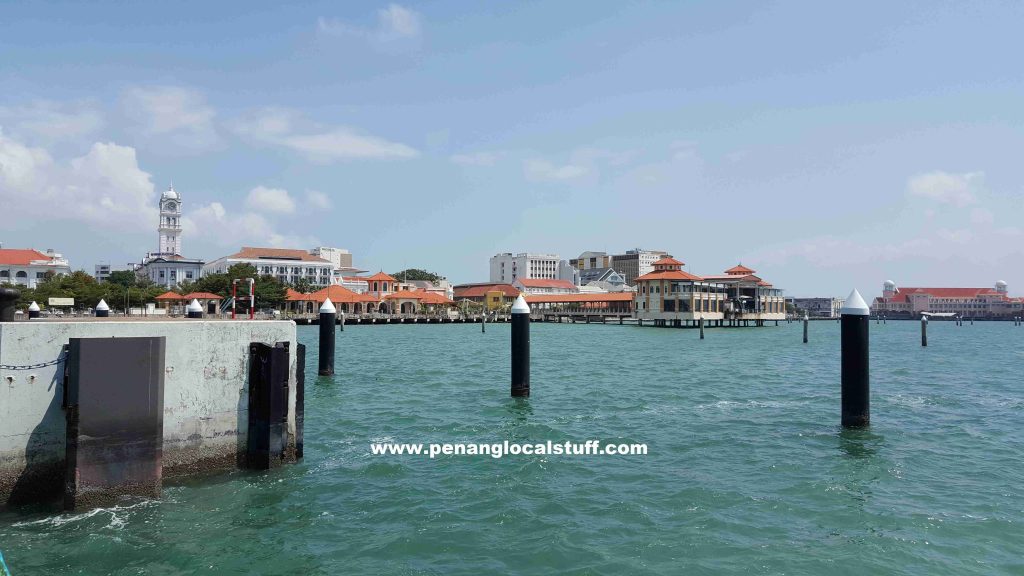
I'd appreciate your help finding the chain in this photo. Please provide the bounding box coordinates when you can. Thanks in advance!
[0,353,66,371]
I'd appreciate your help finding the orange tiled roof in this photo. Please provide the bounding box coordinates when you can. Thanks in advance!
[154,291,185,300]
[182,291,223,300]
[635,270,704,282]
[884,287,1002,302]
[285,288,311,301]
[228,247,329,263]
[364,271,398,282]
[725,264,756,274]
[308,284,378,304]
[384,289,425,300]
[419,291,455,305]
[516,278,577,289]
[524,293,633,304]
[0,248,52,266]
[651,257,685,267]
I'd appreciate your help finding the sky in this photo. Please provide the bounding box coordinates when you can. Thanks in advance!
[1,1,1023,297]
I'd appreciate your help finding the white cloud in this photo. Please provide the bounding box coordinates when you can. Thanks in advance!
[246,186,296,214]
[283,129,419,161]
[0,101,103,144]
[907,171,982,207]
[970,207,994,225]
[305,190,332,210]
[0,129,158,232]
[122,86,219,151]
[377,4,420,39]
[317,4,421,44]
[450,152,498,166]
[233,109,419,162]
[183,202,319,249]
[524,159,588,182]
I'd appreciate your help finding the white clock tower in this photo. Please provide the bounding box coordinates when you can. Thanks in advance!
[158,184,182,256]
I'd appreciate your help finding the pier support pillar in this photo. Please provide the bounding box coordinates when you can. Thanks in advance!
[511,296,530,398]
[296,343,305,459]
[840,290,870,428]
[247,342,290,469]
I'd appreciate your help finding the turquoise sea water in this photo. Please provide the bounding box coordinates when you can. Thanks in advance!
[1,320,1022,575]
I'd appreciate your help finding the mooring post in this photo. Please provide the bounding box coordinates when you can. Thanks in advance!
[94,299,109,318]
[482,311,486,333]
[318,298,336,376]
[28,301,41,319]
[340,311,345,331]
[699,316,705,340]
[921,316,928,347]
[841,289,870,428]
[803,314,809,344]
[0,287,18,321]
[511,295,530,397]
[186,298,203,319]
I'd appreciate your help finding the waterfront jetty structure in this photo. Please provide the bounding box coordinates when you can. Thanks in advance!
[633,260,785,327]
[0,318,301,510]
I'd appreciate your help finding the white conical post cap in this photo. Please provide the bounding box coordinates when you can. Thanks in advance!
[28,301,40,312]
[320,298,336,314]
[187,299,203,312]
[95,299,109,311]
[840,289,869,316]
[511,294,530,314]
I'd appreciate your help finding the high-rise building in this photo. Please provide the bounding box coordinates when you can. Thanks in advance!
[489,252,575,284]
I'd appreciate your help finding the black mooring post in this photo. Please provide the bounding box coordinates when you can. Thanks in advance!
[840,289,870,428]
[319,299,336,376]
[247,342,289,469]
[921,316,928,347]
[803,314,809,344]
[295,343,305,459]
[511,295,530,397]
[28,301,41,319]
[340,311,345,331]
[95,299,109,318]
[0,287,18,321]
[186,299,203,319]
[699,316,705,340]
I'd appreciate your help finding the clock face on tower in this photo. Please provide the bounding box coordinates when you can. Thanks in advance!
[164,201,178,211]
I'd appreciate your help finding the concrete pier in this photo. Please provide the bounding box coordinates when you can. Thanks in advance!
[0,320,298,509]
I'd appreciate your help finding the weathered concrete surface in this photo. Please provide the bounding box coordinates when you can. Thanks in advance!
[0,321,297,507]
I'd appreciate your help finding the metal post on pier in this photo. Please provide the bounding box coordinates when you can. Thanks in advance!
[187,299,203,319]
[0,288,18,321]
[841,289,870,428]
[318,298,336,376]
[511,295,530,397]
[921,316,928,347]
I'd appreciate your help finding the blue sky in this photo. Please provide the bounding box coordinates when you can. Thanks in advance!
[2,1,1022,296]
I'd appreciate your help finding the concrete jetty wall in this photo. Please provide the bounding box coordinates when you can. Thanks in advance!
[0,320,297,507]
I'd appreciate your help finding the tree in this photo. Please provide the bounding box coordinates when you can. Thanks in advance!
[391,268,443,283]
[107,270,138,287]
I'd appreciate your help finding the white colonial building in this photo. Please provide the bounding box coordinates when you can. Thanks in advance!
[489,252,577,284]
[0,247,71,288]
[204,247,334,287]
[871,280,1024,318]
[137,185,205,288]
